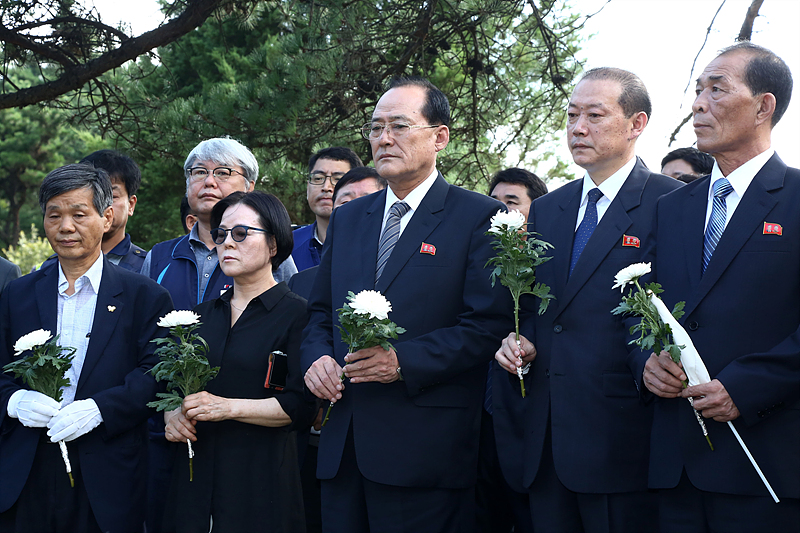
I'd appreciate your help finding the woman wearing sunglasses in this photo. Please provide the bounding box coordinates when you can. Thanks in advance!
[163,191,315,532]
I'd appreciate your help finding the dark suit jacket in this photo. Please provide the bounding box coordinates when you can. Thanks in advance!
[300,174,511,489]
[0,257,174,531]
[635,153,800,499]
[493,159,681,494]
[0,258,20,296]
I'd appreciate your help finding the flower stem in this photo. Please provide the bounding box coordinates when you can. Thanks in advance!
[321,372,345,427]
[513,299,526,398]
[187,439,195,481]
[684,383,713,451]
[58,440,74,488]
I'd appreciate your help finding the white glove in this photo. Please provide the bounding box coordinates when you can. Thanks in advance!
[47,398,103,442]
[6,389,61,428]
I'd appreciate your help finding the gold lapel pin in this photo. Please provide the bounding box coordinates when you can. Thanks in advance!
[108,306,116,312]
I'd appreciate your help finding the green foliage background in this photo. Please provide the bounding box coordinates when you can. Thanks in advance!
[1,0,585,250]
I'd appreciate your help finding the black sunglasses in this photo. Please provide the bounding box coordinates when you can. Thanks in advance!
[210,225,268,245]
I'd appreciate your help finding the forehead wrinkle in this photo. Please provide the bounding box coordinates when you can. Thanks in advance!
[371,113,412,123]
[568,101,607,110]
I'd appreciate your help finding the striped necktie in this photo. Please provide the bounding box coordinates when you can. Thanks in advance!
[376,201,410,284]
[702,177,733,273]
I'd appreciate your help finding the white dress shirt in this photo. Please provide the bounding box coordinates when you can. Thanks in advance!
[574,156,637,230]
[381,168,439,237]
[704,148,774,232]
[58,254,103,405]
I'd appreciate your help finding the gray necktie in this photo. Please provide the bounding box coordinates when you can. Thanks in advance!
[376,201,410,284]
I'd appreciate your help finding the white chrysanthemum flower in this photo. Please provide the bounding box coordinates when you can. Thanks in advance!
[612,262,652,292]
[158,310,201,328]
[349,290,392,320]
[489,209,526,234]
[14,329,53,355]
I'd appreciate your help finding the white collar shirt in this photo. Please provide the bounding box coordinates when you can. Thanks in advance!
[704,148,774,231]
[57,253,104,405]
[381,168,439,237]
[575,156,636,230]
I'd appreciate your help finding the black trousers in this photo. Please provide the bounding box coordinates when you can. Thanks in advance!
[320,424,474,533]
[527,424,657,533]
[658,469,800,533]
[0,436,103,533]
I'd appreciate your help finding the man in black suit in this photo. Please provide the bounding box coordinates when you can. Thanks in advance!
[493,67,680,532]
[641,42,799,533]
[302,77,509,532]
[0,164,173,532]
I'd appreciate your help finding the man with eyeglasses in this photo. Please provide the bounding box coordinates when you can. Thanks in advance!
[138,137,296,532]
[291,147,362,272]
[302,77,510,532]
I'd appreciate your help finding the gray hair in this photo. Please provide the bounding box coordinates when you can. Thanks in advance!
[39,164,113,216]
[183,137,259,190]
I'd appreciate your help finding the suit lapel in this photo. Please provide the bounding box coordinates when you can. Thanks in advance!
[678,178,709,293]
[375,174,447,293]
[34,263,59,332]
[360,190,387,291]
[554,163,646,315]
[545,181,581,308]
[683,156,785,317]
[77,259,123,392]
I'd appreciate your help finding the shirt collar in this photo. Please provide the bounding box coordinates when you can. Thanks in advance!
[107,233,132,257]
[708,148,774,200]
[385,167,438,213]
[57,252,104,296]
[189,224,216,254]
[580,156,636,205]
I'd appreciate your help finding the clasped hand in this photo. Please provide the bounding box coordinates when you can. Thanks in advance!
[164,391,230,443]
[643,350,740,422]
[495,332,537,374]
[304,347,400,404]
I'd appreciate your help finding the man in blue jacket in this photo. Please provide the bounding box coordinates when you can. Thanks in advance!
[291,147,362,272]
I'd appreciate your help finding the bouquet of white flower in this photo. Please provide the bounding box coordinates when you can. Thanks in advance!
[611,262,712,450]
[3,329,77,487]
[321,290,405,427]
[147,310,218,481]
[485,209,554,397]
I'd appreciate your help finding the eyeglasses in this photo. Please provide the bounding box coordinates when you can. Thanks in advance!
[210,225,268,244]
[307,172,346,186]
[360,121,440,140]
[187,167,245,183]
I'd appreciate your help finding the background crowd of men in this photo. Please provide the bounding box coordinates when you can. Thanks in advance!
[0,40,797,533]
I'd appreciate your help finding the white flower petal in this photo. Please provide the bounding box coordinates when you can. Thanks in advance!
[348,290,392,320]
[612,262,651,292]
[157,310,201,328]
[14,329,53,355]
[489,209,526,233]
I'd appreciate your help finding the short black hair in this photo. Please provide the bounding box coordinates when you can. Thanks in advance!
[180,196,192,234]
[660,147,714,177]
[39,163,113,216]
[210,191,294,272]
[80,149,141,197]
[386,76,451,127]
[307,147,363,174]
[332,167,388,203]
[718,42,793,127]
[489,168,548,202]
[579,67,652,119]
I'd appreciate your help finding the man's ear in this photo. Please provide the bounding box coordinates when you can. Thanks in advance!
[629,111,648,141]
[102,206,114,232]
[755,92,777,128]
[128,195,137,216]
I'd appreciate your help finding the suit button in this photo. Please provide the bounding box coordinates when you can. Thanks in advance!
[554,325,563,333]
[688,321,699,331]
[545,369,550,377]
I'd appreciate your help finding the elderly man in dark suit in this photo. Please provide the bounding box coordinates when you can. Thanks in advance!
[0,164,173,533]
[493,67,680,533]
[640,42,799,533]
[302,77,510,533]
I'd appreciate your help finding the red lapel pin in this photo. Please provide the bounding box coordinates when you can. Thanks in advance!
[763,222,783,235]
[420,242,436,255]
[622,235,640,248]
